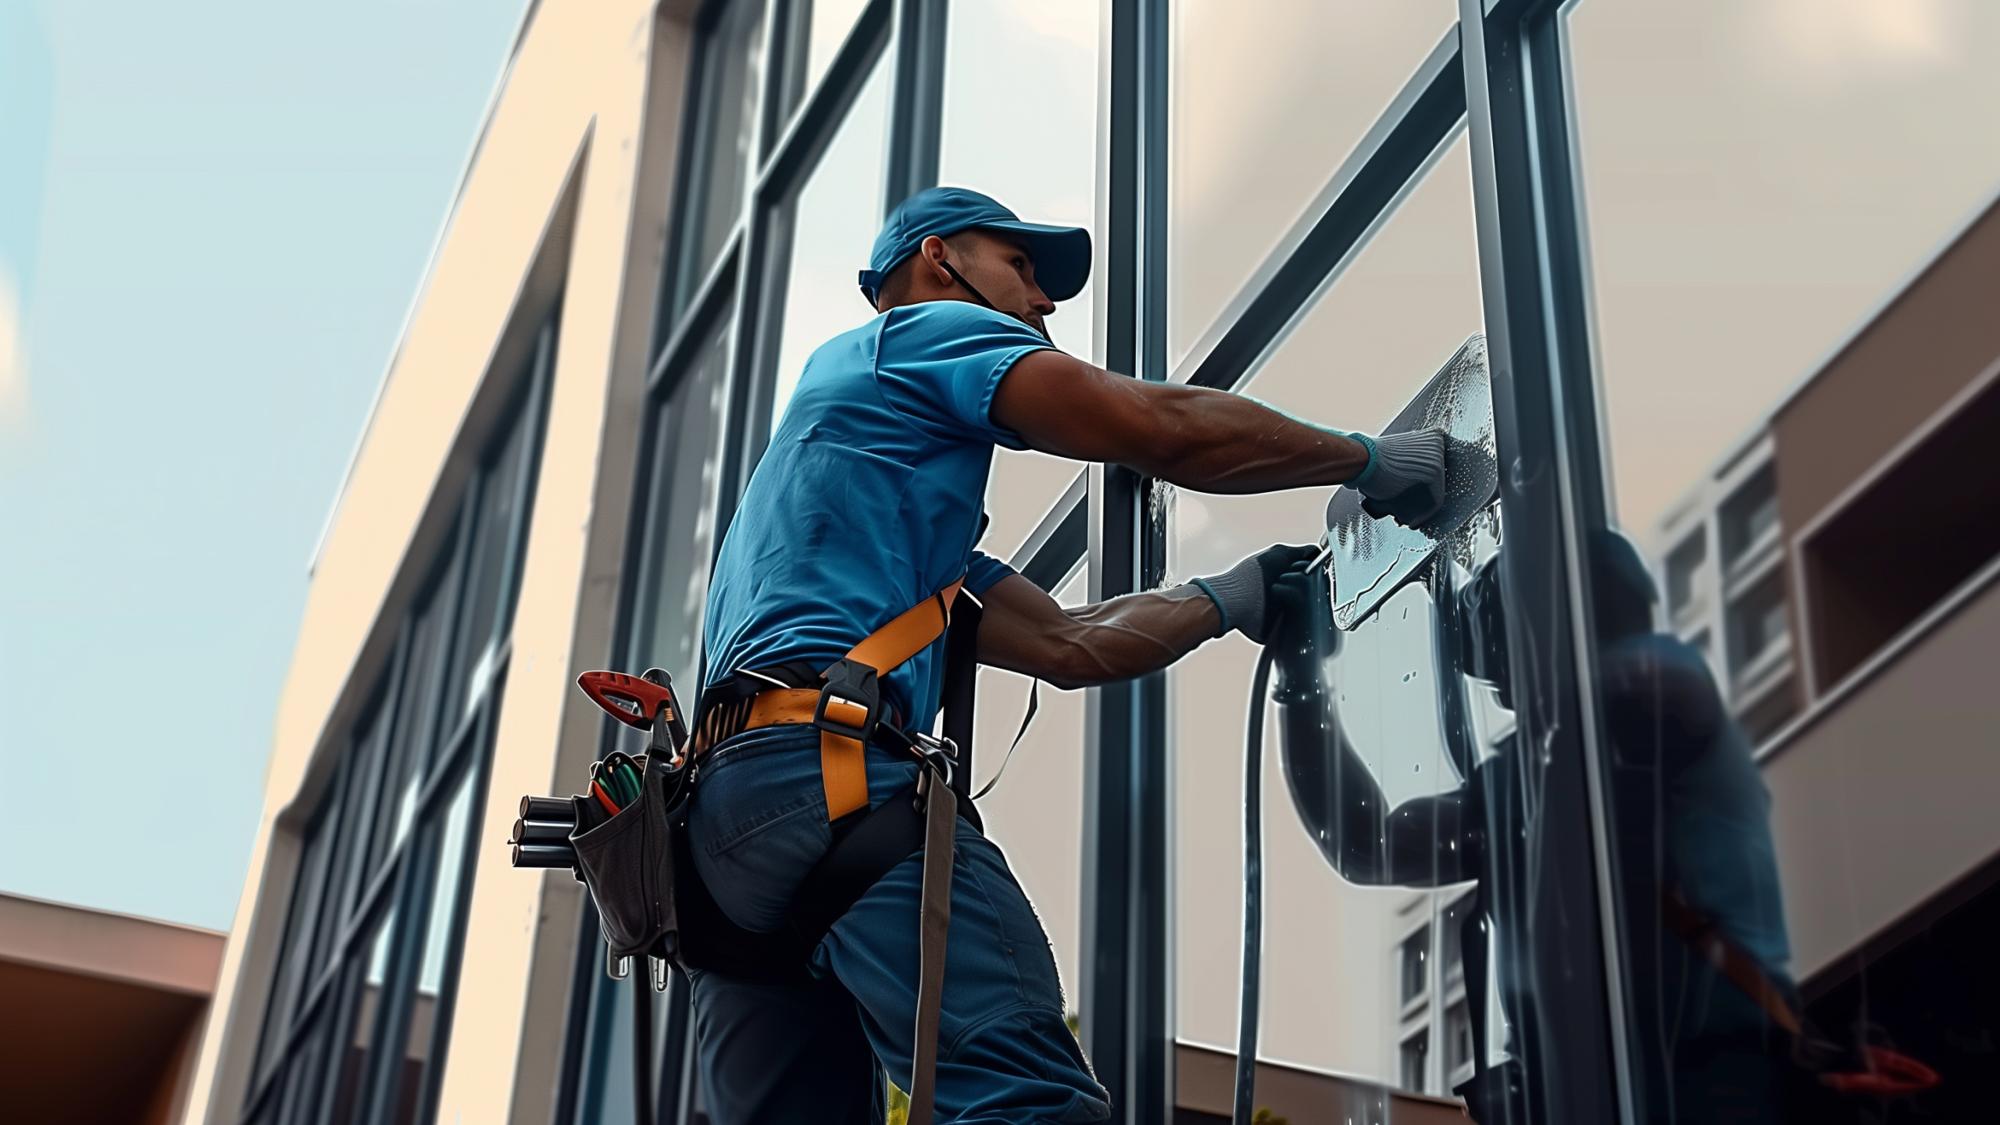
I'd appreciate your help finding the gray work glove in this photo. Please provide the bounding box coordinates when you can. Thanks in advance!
[1191,543,1321,644]
[1349,429,1449,528]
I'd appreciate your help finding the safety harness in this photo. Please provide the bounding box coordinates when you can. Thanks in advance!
[531,578,988,1125]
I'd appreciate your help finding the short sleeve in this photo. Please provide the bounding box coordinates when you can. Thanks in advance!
[874,302,1052,449]
[964,550,1018,597]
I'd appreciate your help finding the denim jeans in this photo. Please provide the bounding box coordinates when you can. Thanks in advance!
[685,725,1112,1124]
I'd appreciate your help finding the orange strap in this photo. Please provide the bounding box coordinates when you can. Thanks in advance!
[1661,890,1800,1035]
[819,579,962,819]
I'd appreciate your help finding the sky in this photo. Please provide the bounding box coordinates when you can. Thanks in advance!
[0,0,527,930]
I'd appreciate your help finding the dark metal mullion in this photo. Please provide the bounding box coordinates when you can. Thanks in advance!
[317,618,412,972]
[554,169,716,1125]
[412,691,505,1125]
[645,234,742,398]
[1082,0,1170,1121]
[653,5,723,360]
[300,890,401,1125]
[1457,0,1625,1121]
[354,818,446,1124]
[411,650,507,810]
[493,317,557,643]
[1170,28,1466,393]
[882,0,948,204]
[1009,472,1088,592]
[752,0,892,202]
[245,752,351,1106]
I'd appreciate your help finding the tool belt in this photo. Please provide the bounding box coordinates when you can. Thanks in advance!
[512,578,986,1125]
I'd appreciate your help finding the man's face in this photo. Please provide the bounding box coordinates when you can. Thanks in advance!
[946,230,1057,334]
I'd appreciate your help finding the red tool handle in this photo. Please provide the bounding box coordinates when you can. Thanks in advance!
[1820,1046,1940,1097]
[576,670,677,731]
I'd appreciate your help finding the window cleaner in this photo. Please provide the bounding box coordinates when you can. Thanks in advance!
[515,184,1459,1125]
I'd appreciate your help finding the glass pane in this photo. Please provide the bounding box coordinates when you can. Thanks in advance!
[256,787,342,1080]
[633,315,733,691]
[1168,0,1457,368]
[940,0,1102,561]
[1169,139,1504,1115]
[777,0,870,124]
[315,714,386,968]
[273,1015,330,1125]
[325,907,399,1124]
[369,559,459,873]
[442,411,529,726]
[971,563,1091,1011]
[1567,3,2000,1119]
[387,778,478,1124]
[682,0,768,299]
[765,60,891,428]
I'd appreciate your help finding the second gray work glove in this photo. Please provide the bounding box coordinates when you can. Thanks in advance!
[1191,543,1321,645]
[1348,428,1449,528]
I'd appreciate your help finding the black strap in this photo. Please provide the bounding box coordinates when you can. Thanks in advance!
[973,680,1039,801]
[940,594,983,821]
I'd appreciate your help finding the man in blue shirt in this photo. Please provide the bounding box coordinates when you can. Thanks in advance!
[687,187,1448,1123]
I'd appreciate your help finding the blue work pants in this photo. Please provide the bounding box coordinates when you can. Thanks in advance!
[684,725,1111,1124]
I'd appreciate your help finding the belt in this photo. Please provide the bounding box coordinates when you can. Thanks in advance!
[692,689,906,761]
[695,577,962,820]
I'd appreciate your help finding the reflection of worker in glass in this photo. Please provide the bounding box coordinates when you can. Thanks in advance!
[687,187,1453,1123]
[1271,529,1798,1122]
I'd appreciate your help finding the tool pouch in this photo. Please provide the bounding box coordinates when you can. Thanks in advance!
[569,753,689,961]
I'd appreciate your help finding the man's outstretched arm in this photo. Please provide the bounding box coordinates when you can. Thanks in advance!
[992,349,1406,495]
[973,544,1314,688]
[974,573,1219,690]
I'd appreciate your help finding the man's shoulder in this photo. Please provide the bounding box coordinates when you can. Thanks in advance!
[880,299,1040,348]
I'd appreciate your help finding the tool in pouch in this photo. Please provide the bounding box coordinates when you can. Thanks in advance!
[505,668,692,991]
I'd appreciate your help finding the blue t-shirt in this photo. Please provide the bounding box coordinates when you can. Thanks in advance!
[701,301,1053,732]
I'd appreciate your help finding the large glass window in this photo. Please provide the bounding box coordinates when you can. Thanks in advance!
[776,0,871,125]
[969,564,1092,1001]
[941,0,1102,563]
[764,60,892,428]
[368,550,461,874]
[1169,138,1490,1108]
[676,0,767,306]
[633,317,734,691]
[1567,2,2000,1119]
[1168,0,1457,368]
[386,775,480,1125]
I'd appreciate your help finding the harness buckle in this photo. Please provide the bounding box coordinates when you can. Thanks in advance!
[814,657,882,744]
[911,732,958,788]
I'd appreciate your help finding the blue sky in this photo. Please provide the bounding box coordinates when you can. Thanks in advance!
[0,0,526,930]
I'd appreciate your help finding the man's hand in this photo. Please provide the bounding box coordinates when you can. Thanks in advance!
[1191,543,1321,645]
[1350,429,1449,528]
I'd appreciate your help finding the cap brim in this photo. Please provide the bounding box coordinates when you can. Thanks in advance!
[978,220,1092,302]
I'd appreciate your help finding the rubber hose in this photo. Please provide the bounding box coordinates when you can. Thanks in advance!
[1233,643,1278,1125]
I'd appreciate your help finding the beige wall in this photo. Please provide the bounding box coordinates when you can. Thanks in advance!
[1762,567,2000,978]
[181,2,693,1121]
[1771,195,2000,536]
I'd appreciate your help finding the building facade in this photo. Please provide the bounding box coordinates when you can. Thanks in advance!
[182,1,2000,1123]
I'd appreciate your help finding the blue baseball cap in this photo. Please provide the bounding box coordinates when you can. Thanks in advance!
[858,186,1091,307]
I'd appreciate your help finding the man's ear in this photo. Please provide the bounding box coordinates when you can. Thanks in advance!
[917,234,952,286]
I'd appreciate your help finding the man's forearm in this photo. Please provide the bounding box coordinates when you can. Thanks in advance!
[1133,382,1372,494]
[1037,586,1220,689]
